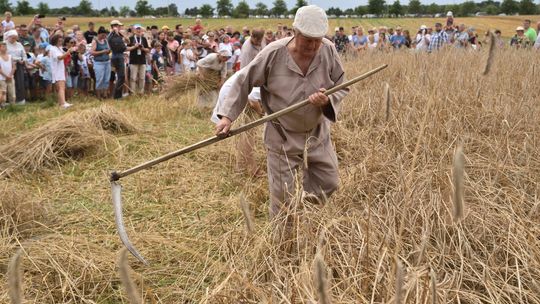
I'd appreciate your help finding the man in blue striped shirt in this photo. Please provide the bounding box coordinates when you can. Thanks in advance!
[428,23,449,53]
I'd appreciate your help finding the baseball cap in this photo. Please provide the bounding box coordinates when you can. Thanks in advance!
[133,24,142,29]
[110,20,123,26]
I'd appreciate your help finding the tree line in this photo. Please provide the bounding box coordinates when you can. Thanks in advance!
[0,0,538,18]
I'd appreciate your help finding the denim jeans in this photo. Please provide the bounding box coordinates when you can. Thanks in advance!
[111,54,125,99]
[93,61,111,90]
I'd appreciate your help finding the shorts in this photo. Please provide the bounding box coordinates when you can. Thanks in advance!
[40,78,51,89]
[0,80,6,92]
[66,74,79,88]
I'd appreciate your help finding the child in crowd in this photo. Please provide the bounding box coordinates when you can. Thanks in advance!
[180,39,196,73]
[35,43,52,97]
[151,40,165,85]
[77,43,90,96]
[232,42,242,72]
[23,41,40,100]
[0,41,15,107]
[145,52,153,93]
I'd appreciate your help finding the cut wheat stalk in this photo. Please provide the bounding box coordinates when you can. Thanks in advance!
[240,193,255,234]
[385,82,391,121]
[482,31,496,76]
[314,253,331,304]
[395,258,404,304]
[7,249,23,304]
[452,144,465,222]
[118,248,143,304]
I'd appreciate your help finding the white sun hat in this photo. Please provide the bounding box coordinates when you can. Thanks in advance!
[447,11,453,17]
[292,5,328,38]
[218,47,232,57]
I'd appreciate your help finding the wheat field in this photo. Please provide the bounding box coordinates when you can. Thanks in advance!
[1,46,540,303]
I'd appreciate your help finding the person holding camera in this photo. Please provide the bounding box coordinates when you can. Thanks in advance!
[108,20,127,100]
[127,24,149,95]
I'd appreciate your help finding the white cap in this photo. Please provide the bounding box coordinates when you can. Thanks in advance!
[447,11,453,17]
[218,48,231,57]
[516,26,525,31]
[292,5,328,38]
[5,29,17,37]
[420,25,427,30]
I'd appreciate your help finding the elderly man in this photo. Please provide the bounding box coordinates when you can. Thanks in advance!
[215,5,349,218]
[5,30,26,104]
[511,26,531,49]
[196,48,231,86]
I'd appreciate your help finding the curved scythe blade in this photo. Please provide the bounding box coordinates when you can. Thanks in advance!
[111,181,149,265]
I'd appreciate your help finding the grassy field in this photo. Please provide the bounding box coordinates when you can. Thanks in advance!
[1,44,540,302]
[10,15,540,39]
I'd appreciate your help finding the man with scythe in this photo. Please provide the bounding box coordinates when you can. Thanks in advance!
[215,5,349,218]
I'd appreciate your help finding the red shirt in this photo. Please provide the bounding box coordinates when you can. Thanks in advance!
[193,24,203,35]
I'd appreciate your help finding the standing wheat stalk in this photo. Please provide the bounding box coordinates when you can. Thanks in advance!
[482,31,496,76]
[452,144,465,222]
[118,248,143,304]
[7,249,23,304]
[314,253,331,304]
[240,193,254,234]
[385,82,391,121]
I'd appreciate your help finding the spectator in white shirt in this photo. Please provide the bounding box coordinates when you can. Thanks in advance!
[2,11,14,31]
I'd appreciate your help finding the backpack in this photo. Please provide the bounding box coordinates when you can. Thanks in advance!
[108,33,126,54]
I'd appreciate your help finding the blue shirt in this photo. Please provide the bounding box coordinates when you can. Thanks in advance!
[390,34,406,48]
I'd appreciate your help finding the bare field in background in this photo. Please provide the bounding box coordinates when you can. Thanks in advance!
[10,15,540,38]
[1,48,539,303]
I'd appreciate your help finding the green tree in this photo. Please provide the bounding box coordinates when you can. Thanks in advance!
[460,1,477,15]
[354,5,368,15]
[426,2,441,14]
[99,7,110,16]
[271,0,287,15]
[501,0,518,13]
[109,5,118,16]
[368,0,386,15]
[36,2,49,15]
[408,0,422,14]
[519,0,537,14]
[199,4,214,17]
[326,7,343,16]
[15,0,33,15]
[233,0,250,18]
[0,0,11,13]
[168,3,178,16]
[289,0,307,15]
[389,0,403,16]
[254,2,268,15]
[135,0,152,16]
[216,0,233,16]
[485,4,499,14]
[77,0,92,15]
[119,5,130,16]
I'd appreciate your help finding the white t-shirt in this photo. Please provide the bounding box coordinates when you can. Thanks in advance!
[0,54,13,81]
[2,20,15,31]
[180,48,195,68]
[211,73,261,124]
[535,35,540,49]
[49,46,66,82]
[416,34,430,51]
[232,48,241,66]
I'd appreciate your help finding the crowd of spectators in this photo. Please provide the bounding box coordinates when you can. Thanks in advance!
[0,11,538,109]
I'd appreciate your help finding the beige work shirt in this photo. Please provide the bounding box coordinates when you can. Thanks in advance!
[218,37,349,154]
[239,37,264,69]
[196,53,227,79]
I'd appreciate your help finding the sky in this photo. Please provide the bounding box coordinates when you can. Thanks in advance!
[25,0,462,11]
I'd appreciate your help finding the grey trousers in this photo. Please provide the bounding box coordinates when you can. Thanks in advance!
[266,134,339,218]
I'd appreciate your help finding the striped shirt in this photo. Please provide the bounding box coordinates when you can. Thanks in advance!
[428,31,449,52]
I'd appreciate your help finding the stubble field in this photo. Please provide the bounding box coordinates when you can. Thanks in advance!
[1,27,540,303]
